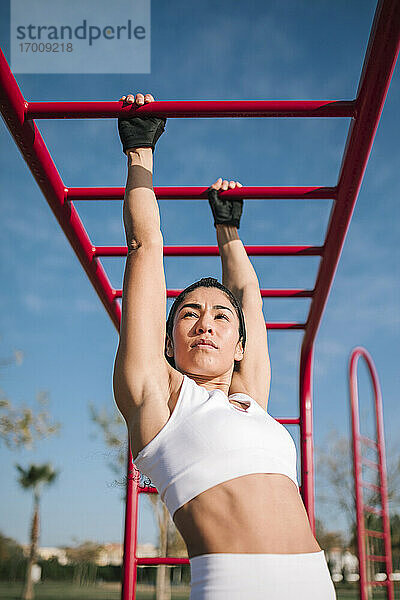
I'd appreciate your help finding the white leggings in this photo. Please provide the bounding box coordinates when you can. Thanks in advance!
[189,550,337,599]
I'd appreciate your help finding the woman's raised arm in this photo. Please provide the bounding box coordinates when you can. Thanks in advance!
[208,178,260,296]
[209,178,271,409]
[113,93,171,424]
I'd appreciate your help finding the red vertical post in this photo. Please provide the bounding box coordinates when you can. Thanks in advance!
[299,344,316,534]
[349,347,394,600]
[121,443,139,600]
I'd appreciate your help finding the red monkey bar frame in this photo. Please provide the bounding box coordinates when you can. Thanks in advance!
[349,347,394,600]
[0,0,399,598]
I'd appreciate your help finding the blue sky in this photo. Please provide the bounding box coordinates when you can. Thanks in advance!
[0,0,399,550]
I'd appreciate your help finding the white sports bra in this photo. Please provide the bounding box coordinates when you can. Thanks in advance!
[133,373,300,519]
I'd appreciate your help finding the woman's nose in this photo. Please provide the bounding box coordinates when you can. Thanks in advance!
[196,315,214,333]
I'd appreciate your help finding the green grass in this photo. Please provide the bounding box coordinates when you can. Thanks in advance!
[0,582,188,600]
[0,581,399,599]
[335,582,400,599]
[0,582,122,600]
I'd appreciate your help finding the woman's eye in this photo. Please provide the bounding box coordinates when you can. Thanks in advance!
[183,311,228,320]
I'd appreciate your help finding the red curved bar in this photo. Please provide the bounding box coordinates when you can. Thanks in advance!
[349,347,394,600]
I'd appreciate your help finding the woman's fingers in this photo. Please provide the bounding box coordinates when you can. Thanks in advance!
[211,177,223,190]
[210,178,243,190]
[119,93,154,104]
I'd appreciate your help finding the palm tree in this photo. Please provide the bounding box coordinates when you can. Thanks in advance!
[16,462,59,600]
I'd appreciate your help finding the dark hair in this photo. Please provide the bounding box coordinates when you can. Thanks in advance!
[164,277,246,373]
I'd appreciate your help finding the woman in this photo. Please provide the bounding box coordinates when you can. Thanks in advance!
[113,92,337,599]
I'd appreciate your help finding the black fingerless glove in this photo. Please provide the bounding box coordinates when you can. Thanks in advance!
[118,112,167,154]
[207,187,243,229]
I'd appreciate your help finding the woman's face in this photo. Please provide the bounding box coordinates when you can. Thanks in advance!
[166,287,244,377]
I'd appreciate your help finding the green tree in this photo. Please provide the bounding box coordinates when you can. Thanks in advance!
[348,513,400,571]
[316,428,400,553]
[0,340,61,450]
[1,339,62,590]
[0,390,61,450]
[315,517,346,551]
[0,531,25,582]
[389,514,400,571]
[16,463,59,600]
[64,540,105,586]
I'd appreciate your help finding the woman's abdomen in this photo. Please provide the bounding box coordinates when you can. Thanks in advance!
[173,473,321,558]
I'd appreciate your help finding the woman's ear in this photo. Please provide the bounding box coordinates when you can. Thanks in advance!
[234,338,244,363]
[165,334,174,358]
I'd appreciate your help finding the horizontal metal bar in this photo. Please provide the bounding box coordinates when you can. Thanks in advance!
[137,485,157,494]
[364,505,383,516]
[95,245,323,257]
[366,555,387,562]
[112,308,304,329]
[26,100,356,120]
[256,289,314,298]
[137,557,189,566]
[278,418,301,425]
[365,529,385,539]
[360,435,378,448]
[360,479,381,493]
[113,288,313,299]
[67,186,337,201]
[361,456,379,470]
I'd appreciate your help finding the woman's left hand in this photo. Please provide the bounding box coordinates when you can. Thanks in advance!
[117,92,166,154]
[207,178,244,229]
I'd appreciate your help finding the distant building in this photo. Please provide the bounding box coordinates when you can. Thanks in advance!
[22,542,158,566]
[21,545,68,565]
[96,541,159,564]
[136,542,159,558]
[96,543,123,566]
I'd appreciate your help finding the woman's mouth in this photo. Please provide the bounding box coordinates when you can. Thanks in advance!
[194,343,216,349]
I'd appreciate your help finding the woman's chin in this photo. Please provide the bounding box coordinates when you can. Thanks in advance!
[188,360,225,377]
